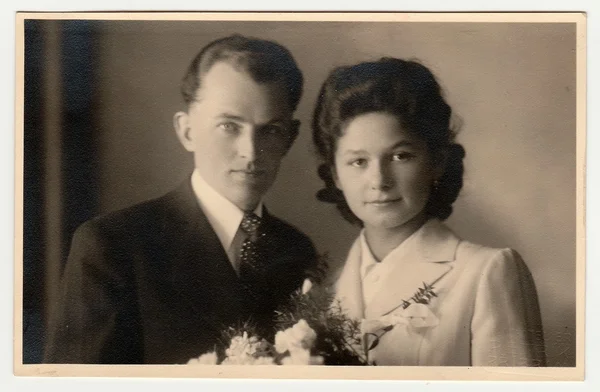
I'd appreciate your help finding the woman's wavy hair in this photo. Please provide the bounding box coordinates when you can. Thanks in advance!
[312,57,465,226]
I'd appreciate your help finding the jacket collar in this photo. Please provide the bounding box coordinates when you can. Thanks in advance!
[335,219,461,320]
[405,218,461,263]
[190,169,263,254]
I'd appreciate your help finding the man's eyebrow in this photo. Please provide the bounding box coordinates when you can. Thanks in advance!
[264,117,289,125]
[216,113,289,125]
[216,113,245,122]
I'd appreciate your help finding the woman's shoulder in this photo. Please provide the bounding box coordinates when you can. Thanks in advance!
[420,219,524,267]
[456,239,520,261]
[454,238,528,278]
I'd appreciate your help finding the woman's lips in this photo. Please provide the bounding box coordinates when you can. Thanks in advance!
[365,198,401,206]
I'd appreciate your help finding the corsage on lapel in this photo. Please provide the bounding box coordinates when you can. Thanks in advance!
[361,282,440,355]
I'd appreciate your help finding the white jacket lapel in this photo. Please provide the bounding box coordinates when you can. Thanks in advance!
[333,237,365,320]
[364,219,461,319]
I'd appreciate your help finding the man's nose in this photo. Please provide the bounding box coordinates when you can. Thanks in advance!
[237,129,259,161]
[369,161,393,190]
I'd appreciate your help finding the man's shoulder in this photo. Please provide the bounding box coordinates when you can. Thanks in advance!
[93,193,168,225]
[265,214,315,251]
[266,214,303,235]
[77,183,188,238]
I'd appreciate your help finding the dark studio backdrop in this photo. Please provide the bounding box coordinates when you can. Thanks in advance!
[22,19,577,366]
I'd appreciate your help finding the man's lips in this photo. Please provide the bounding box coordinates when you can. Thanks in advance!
[231,169,266,177]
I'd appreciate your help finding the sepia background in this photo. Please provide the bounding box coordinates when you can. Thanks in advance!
[22,19,577,366]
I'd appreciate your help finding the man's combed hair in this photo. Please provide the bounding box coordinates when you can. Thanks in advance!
[180,34,304,111]
[312,57,465,225]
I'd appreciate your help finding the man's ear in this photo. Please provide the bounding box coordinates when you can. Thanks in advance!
[284,119,301,152]
[173,111,194,152]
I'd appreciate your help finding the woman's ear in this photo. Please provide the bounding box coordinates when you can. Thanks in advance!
[173,111,194,152]
[332,166,341,189]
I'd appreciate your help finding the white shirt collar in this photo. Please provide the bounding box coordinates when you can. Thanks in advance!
[190,169,263,253]
[358,222,426,280]
[359,231,378,280]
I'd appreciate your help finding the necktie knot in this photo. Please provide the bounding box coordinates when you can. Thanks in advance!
[240,212,262,236]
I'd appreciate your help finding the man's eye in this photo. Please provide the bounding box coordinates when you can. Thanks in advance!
[218,122,240,132]
[262,125,285,136]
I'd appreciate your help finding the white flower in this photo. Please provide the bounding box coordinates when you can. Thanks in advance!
[225,331,267,358]
[360,303,439,337]
[301,278,313,295]
[281,348,324,365]
[274,319,317,354]
[187,351,218,365]
[222,331,274,365]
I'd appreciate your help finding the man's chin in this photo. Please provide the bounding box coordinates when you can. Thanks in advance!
[225,187,269,212]
[230,170,268,185]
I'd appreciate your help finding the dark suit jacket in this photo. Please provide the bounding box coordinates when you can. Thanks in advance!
[43,180,317,364]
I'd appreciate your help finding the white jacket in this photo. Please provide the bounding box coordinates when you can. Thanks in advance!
[334,219,546,366]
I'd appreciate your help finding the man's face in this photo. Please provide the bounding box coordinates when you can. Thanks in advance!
[175,61,298,211]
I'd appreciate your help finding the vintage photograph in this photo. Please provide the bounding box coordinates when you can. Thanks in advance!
[14,12,585,380]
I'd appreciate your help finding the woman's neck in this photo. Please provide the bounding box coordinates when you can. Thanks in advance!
[364,213,429,262]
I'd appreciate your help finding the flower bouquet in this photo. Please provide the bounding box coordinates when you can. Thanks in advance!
[187,254,440,366]
[187,319,324,365]
[187,254,369,366]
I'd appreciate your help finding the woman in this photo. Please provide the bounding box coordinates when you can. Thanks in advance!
[312,58,546,366]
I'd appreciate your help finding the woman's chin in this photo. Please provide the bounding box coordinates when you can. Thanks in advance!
[362,212,428,234]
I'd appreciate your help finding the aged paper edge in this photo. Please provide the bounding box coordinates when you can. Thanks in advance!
[13,11,587,381]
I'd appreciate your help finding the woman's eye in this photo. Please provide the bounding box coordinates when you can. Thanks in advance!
[392,152,415,162]
[350,158,367,168]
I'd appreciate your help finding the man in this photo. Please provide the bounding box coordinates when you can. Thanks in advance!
[44,35,317,364]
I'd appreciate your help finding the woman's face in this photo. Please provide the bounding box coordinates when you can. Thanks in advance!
[334,112,439,233]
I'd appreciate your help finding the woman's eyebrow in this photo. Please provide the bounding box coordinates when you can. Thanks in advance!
[341,149,367,156]
[390,140,414,148]
[343,141,414,155]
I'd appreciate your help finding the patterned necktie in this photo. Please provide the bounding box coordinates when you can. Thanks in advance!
[238,212,266,282]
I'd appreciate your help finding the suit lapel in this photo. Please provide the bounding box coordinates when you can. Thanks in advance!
[363,219,460,319]
[164,180,244,328]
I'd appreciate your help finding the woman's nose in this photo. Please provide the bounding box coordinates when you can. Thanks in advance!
[369,162,393,190]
